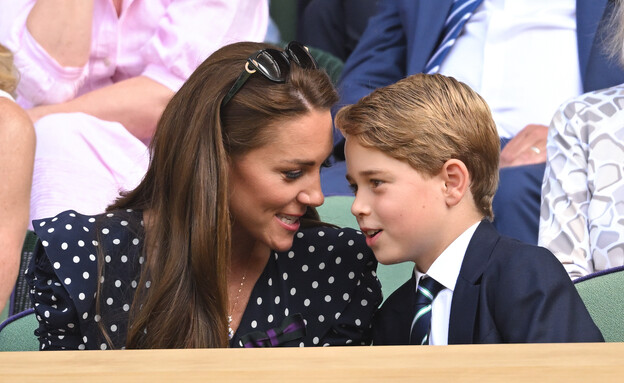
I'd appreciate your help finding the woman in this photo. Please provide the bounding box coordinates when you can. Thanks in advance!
[26,41,381,349]
[0,0,268,224]
[0,44,35,312]
[539,0,624,279]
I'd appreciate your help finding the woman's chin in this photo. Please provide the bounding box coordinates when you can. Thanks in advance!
[268,235,295,252]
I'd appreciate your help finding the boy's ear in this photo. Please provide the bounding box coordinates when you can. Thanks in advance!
[440,159,470,207]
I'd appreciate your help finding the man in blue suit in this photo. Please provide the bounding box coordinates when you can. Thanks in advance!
[324,0,624,245]
[336,73,603,345]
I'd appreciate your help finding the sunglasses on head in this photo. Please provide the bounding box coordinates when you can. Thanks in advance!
[220,41,318,108]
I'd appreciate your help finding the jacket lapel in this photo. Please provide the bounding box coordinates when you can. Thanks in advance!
[448,220,500,344]
[373,271,418,345]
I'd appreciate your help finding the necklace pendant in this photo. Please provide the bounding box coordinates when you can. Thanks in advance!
[228,265,248,342]
[227,315,234,340]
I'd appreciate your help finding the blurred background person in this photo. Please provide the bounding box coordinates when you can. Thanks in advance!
[297,0,378,62]
[323,0,624,246]
[0,0,269,224]
[540,0,624,279]
[0,43,35,312]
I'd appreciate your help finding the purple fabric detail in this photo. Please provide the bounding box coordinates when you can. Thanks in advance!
[284,322,303,333]
[244,340,257,348]
[241,314,306,347]
[0,308,35,333]
[267,329,278,346]
[8,289,16,318]
[574,265,624,284]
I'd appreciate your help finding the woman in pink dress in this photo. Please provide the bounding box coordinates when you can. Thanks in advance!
[0,0,269,223]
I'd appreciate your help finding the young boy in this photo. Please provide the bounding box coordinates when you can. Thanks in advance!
[335,73,603,345]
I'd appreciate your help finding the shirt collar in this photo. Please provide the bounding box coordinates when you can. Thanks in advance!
[415,220,482,292]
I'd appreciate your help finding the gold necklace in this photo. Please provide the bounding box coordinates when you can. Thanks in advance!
[227,268,248,340]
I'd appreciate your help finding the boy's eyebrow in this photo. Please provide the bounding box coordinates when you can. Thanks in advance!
[346,169,388,181]
[359,169,386,176]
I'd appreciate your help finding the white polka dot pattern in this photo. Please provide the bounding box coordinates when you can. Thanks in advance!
[231,226,381,347]
[27,210,145,350]
[26,210,382,350]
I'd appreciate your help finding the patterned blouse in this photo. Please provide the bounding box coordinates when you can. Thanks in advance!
[539,84,624,279]
[26,209,381,350]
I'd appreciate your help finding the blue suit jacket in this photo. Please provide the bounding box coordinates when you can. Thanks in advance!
[336,0,624,146]
[373,221,604,344]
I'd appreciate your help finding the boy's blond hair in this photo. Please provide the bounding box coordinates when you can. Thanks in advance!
[336,73,500,220]
[0,44,18,96]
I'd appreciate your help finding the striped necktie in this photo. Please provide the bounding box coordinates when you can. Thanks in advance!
[409,276,444,345]
[424,0,484,74]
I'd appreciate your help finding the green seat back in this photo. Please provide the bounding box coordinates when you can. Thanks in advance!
[1,230,38,323]
[0,309,39,351]
[574,266,624,342]
[317,196,413,302]
[270,0,298,43]
[12,231,38,316]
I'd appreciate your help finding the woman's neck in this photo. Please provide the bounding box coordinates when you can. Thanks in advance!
[227,236,271,338]
[230,238,271,274]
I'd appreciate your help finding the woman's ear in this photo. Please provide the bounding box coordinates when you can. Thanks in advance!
[440,159,470,207]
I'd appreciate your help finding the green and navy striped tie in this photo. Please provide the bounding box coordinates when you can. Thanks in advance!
[409,276,444,345]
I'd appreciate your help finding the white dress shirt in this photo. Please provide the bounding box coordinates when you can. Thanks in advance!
[415,220,481,345]
[440,0,581,138]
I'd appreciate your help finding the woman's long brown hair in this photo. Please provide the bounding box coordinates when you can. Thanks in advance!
[97,42,338,348]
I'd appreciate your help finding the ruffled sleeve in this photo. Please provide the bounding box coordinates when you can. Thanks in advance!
[26,210,101,350]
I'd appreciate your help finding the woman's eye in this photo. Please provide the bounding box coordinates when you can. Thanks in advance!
[348,183,358,194]
[321,158,332,168]
[284,170,303,180]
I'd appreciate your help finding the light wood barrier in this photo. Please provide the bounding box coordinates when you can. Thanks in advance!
[1,343,622,382]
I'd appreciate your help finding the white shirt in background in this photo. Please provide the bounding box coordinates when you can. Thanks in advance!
[440,0,581,138]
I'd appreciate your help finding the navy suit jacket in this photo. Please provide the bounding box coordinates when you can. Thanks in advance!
[336,0,624,146]
[373,221,604,344]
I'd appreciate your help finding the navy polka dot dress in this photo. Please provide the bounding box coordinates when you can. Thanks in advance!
[26,209,382,350]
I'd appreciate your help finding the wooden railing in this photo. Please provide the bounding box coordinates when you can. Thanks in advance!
[1,343,622,382]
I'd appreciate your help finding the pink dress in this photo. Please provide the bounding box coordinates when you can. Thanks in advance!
[0,0,268,225]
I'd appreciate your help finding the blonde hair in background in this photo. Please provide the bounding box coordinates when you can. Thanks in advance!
[603,0,624,66]
[0,44,18,96]
[336,73,500,220]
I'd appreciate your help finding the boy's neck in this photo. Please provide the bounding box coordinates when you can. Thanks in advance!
[416,205,484,273]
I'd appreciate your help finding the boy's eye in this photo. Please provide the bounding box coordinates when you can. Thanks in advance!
[371,179,384,188]
[284,170,303,180]
[321,158,332,168]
